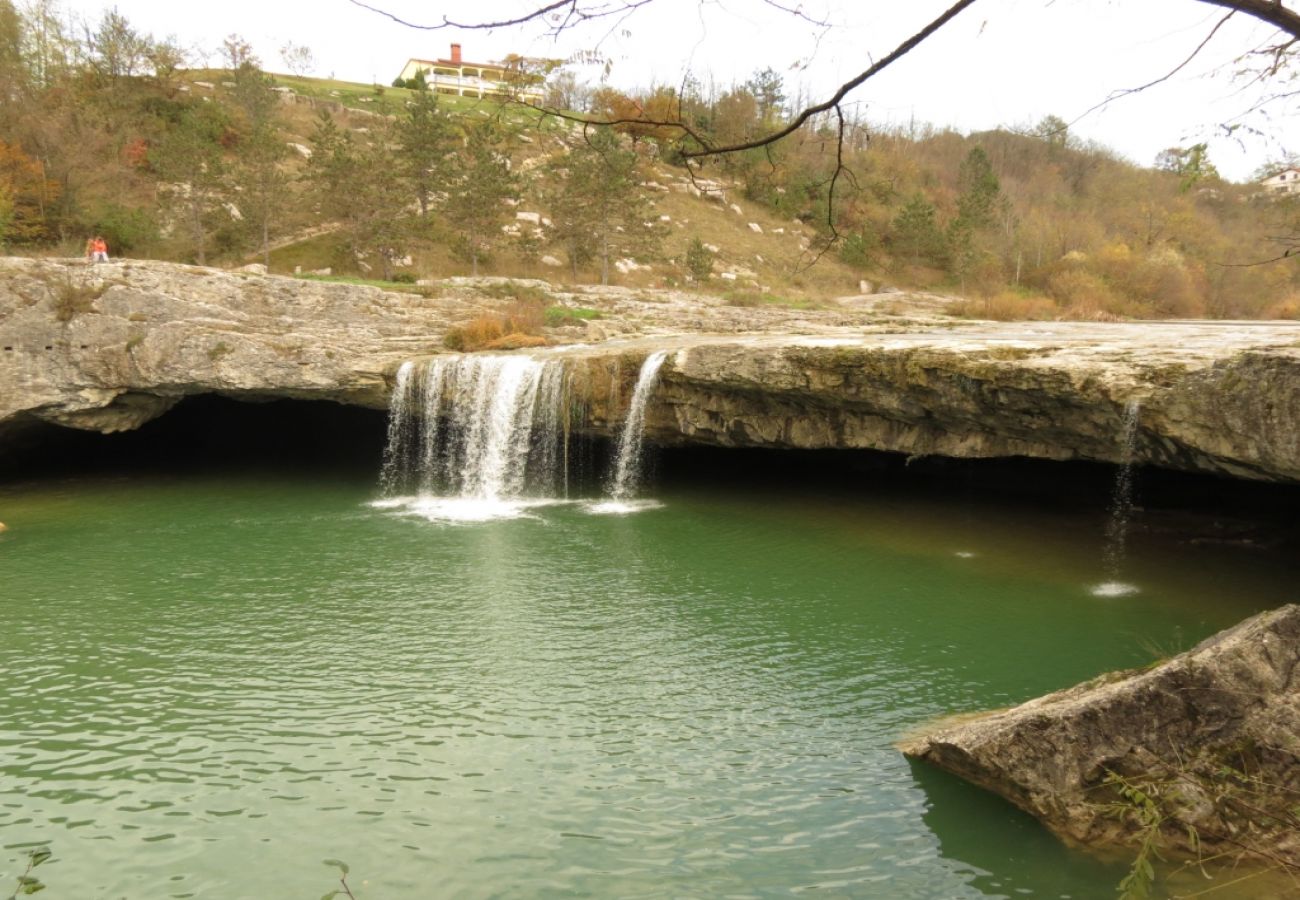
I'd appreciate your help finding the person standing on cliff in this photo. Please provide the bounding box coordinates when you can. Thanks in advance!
[90,236,109,263]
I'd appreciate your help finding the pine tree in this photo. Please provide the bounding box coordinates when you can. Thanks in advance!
[545,127,660,285]
[440,122,518,276]
[307,113,412,279]
[948,147,1002,285]
[230,61,289,265]
[396,90,455,220]
[151,105,229,265]
[890,193,944,267]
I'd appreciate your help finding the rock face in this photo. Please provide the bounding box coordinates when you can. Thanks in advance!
[558,329,1300,483]
[3,257,1300,484]
[900,604,1300,867]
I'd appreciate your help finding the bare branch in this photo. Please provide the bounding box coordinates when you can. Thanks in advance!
[343,0,656,34]
[1065,11,1238,131]
[682,0,982,158]
[1195,0,1300,40]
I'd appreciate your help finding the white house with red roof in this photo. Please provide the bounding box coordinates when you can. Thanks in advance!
[397,44,544,104]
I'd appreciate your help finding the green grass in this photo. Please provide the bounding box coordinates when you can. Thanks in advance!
[721,289,823,310]
[293,273,439,296]
[544,305,602,326]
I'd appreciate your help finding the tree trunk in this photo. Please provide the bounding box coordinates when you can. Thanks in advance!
[261,216,270,268]
[471,246,479,277]
[600,234,609,286]
[192,202,205,266]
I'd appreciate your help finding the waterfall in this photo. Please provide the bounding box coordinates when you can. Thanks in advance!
[607,351,669,501]
[1094,399,1141,597]
[377,355,567,516]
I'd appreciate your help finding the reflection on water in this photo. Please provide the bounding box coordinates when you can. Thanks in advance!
[0,474,1293,898]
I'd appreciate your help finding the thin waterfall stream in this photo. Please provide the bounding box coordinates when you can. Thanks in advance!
[608,351,669,501]
[1093,399,1142,597]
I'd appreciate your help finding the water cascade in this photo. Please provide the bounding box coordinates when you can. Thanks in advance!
[606,351,669,502]
[377,355,566,519]
[1093,399,1142,597]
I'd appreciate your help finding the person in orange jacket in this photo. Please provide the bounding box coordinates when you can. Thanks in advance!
[90,235,109,263]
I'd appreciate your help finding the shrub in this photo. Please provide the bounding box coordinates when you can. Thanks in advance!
[389,272,417,284]
[1045,268,1123,319]
[685,238,713,280]
[950,290,1058,320]
[52,277,104,322]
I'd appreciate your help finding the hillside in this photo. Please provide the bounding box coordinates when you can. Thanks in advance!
[0,14,1296,320]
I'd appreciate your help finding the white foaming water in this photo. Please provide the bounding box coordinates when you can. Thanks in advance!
[377,355,567,521]
[1090,581,1141,598]
[608,351,669,501]
[584,499,665,516]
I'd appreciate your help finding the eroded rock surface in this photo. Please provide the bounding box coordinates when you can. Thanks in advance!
[900,604,1300,866]
[3,257,1299,482]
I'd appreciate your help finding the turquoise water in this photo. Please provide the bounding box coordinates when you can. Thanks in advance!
[0,473,1292,898]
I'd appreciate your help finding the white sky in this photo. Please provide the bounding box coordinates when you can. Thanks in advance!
[61,0,1299,181]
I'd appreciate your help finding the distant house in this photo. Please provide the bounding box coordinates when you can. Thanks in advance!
[397,44,544,104]
[1261,166,1300,195]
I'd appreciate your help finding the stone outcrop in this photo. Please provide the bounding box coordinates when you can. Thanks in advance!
[3,257,1300,483]
[557,329,1300,482]
[899,604,1300,867]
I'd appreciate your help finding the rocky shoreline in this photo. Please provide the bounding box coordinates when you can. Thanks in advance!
[3,257,1299,483]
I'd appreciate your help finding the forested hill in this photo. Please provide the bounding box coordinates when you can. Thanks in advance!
[1,3,1296,319]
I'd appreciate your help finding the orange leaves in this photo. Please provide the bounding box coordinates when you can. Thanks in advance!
[0,140,60,243]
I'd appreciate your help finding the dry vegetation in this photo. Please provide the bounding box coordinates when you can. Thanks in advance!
[1,4,1296,320]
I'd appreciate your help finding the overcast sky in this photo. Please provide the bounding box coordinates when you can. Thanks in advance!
[60,0,1299,180]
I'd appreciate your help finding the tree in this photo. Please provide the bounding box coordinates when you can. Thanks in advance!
[0,139,58,244]
[440,121,518,276]
[396,89,456,219]
[890,193,945,268]
[544,126,660,284]
[279,41,315,78]
[229,61,290,265]
[307,112,412,280]
[151,104,230,265]
[0,0,25,97]
[219,33,256,71]
[17,0,74,89]
[86,8,151,79]
[745,67,786,123]
[1155,143,1221,192]
[948,146,1004,286]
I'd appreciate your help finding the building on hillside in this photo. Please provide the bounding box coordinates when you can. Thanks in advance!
[1261,166,1300,195]
[397,44,544,104]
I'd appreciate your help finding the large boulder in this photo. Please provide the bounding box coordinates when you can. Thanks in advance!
[900,604,1300,867]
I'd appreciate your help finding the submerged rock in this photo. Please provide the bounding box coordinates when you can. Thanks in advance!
[900,604,1300,868]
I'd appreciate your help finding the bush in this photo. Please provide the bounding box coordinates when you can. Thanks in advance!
[51,276,104,322]
[85,203,160,255]
[389,272,417,284]
[950,290,1058,320]
[838,230,880,270]
[685,238,713,281]
[444,297,548,351]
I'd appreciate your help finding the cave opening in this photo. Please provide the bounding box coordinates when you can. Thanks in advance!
[1,393,1297,551]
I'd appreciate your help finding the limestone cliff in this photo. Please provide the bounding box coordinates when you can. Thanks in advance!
[3,257,1299,483]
